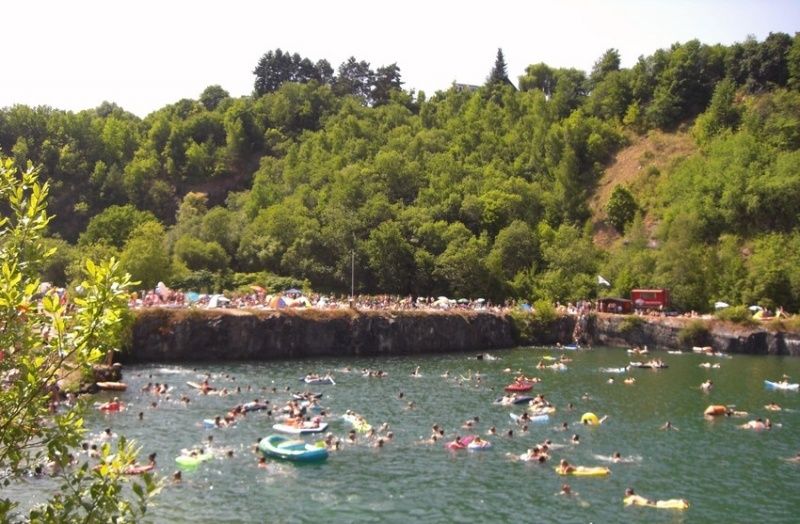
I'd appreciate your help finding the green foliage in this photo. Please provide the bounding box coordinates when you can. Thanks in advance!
[120,221,171,289]
[606,185,638,233]
[617,315,644,333]
[0,157,159,521]
[533,299,558,324]
[715,305,756,325]
[79,204,157,249]
[677,319,711,347]
[2,34,800,310]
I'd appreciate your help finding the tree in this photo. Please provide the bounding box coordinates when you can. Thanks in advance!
[487,48,513,87]
[0,157,158,521]
[371,64,403,106]
[120,221,172,289]
[199,85,230,111]
[692,77,741,143]
[78,204,157,249]
[590,48,621,87]
[789,32,800,90]
[333,57,374,103]
[606,185,638,233]
[519,63,556,95]
[253,49,330,97]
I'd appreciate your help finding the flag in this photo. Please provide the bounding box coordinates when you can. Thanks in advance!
[597,275,611,287]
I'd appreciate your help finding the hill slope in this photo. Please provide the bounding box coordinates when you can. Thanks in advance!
[590,129,696,248]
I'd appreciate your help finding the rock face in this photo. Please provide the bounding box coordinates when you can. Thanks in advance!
[122,309,517,363]
[121,309,800,363]
[591,313,800,356]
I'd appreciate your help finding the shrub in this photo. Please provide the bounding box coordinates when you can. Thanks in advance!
[678,319,711,347]
[533,299,557,324]
[618,315,644,333]
[715,305,756,326]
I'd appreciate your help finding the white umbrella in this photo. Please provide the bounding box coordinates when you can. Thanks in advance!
[748,305,763,312]
[714,301,730,310]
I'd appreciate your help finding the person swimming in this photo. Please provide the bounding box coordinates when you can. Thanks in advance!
[557,459,576,474]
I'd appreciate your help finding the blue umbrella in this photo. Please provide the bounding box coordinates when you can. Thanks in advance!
[186,291,200,303]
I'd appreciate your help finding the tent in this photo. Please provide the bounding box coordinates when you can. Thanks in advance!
[268,295,288,309]
[288,296,311,308]
[208,294,231,308]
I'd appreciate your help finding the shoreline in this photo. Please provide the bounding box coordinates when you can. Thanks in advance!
[118,309,800,363]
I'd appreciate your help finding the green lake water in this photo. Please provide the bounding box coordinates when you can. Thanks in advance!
[10,347,800,523]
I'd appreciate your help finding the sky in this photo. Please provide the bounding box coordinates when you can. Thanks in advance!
[4,0,799,117]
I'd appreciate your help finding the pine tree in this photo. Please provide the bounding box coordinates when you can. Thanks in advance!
[487,48,513,87]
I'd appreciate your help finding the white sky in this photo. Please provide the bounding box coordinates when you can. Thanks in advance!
[3,0,798,117]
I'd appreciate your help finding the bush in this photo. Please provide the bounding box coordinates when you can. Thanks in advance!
[715,305,756,325]
[678,319,711,347]
[533,299,557,324]
[618,315,644,333]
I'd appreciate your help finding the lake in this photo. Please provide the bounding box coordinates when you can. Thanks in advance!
[12,347,800,522]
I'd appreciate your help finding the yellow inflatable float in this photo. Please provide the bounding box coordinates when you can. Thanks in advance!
[581,412,599,425]
[555,466,610,477]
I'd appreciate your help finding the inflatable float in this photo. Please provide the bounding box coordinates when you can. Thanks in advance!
[175,452,213,468]
[96,381,127,391]
[258,435,328,463]
[580,412,600,425]
[624,496,689,510]
[445,435,476,450]
[504,381,534,393]
[764,380,799,391]
[555,466,610,477]
[273,422,329,435]
[510,412,549,424]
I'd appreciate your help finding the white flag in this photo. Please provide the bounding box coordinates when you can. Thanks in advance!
[597,275,611,287]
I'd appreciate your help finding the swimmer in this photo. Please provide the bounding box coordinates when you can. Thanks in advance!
[660,421,678,431]
[765,402,782,411]
[557,459,576,474]
[411,366,421,377]
[257,457,268,468]
[623,488,653,507]
[172,470,182,482]
[785,452,800,463]
[740,418,771,430]
[700,380,713,391]
[624,377,636,385]
[558,483,575,496]
[571,434,580,444]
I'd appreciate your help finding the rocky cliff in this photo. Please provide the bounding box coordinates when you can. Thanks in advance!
[590,313,800,356]
[121,309,800,363]
[121,308,518,363]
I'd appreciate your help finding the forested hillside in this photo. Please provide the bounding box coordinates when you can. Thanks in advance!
[2,34,800,312]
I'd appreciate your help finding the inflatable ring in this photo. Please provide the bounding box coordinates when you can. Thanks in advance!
[581,412,599,425]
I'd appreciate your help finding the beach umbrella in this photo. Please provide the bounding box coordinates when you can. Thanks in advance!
[457,298,469,304]
[714,301,730,310]
[475,298,486,303]
[186,291,200,303]
[748,305,763,312]
[285,288,303,295]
